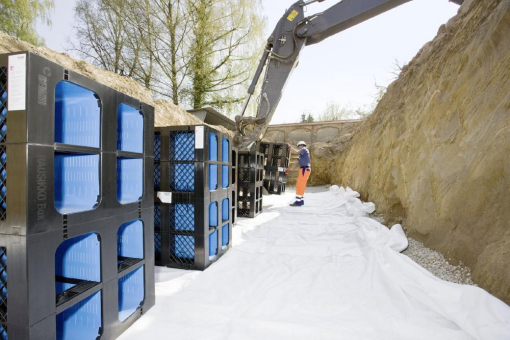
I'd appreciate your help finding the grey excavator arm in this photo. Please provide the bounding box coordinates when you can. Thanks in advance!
[234,0,463,150]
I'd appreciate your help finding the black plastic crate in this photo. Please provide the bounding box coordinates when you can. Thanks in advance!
[154,125,233,271]
[0,143,154,236]
[0,51,155,339]
[154,192,233,271]
[0,208,155,340]
[260,142,290,195]
[260,142,290,169]
[155,125,230,163]
[237,150,264,218]
[263,169,287,195]
[0,51,155,238]
[154,125,232,200]
[231,148,238,225]
[0,51,154,156]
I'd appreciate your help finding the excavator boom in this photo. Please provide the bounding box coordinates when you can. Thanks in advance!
[234,0,462,150]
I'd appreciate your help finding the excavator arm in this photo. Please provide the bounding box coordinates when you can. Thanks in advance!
[234,0,463,149]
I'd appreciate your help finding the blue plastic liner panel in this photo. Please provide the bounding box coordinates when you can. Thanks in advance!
[170,235,195,260]
[0,247,6,325]
[209,133,218,161]
[222,138,229,162]
[117,103,144,153]
[209,230,218,258]
[209,202,218,228]
[209,164,218,191]
[222,224,229,247]
[54,153,100,214]
[222,164,229,189]
[56,290,102,340]
[222,198,229,222]
[118,220,144,260]
[170,204,194,232]
[0,146,6,220]
[221,136,229,189]
[55,233,101,295]
[169,131,194,161]
[118,266,145,322]
[55,81,100,148]
[169,163,194,192]
[0,67,7,143]
[117,158,143,204]
[154,133,161,161]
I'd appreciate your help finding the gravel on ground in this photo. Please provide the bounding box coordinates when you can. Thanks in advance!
[370,214,475,286]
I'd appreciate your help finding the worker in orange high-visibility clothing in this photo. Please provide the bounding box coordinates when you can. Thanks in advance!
[285,141,311,207]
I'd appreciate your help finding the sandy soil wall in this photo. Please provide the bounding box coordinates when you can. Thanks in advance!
[332,0,510,303]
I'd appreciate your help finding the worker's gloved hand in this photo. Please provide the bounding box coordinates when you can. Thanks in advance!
[285,168,290,174]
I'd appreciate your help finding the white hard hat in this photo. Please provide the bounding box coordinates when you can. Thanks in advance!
[297,141,306,147]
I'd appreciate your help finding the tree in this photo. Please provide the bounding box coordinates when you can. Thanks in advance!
[300,113,306,123]
[70,0,265,114]
[390,59,405,79]
[146,0,192,104]
[314,82,387,122]
[71,0,143,79]
[186,0,265,110]
[318,101,354,121]
[306,113,315,123]
[0,0,54,46]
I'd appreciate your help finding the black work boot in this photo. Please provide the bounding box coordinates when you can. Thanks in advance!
[289,201,302,207]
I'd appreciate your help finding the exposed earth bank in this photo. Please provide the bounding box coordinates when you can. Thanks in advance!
[329,0,510,304]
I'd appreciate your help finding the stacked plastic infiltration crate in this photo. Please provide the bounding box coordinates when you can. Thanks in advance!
[231,147,238,224]
[154,125,233,270]
[0,52,155,340]
[237,147,264,218]
[260,143,290,195]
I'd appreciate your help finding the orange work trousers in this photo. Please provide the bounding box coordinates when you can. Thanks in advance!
[296,167,311,196]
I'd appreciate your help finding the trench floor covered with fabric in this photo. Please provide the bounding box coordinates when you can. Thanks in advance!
[120,187,510,340]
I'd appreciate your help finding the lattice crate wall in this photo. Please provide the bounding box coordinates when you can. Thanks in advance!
[0,52,155,238]
[154,192,232,271]
[154,125,233,271]
[0,208,154,340]
[0,246,6,337]
[237,150,264,218]
[154,125,232,199]
[231,147,238,225]
[0,51,155,340]
[260,142,290,195]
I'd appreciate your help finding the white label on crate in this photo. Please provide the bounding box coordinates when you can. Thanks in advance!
[7,54,27,111]
[157,191,172,203]
[195,126,204,149]
[278,167,284,172]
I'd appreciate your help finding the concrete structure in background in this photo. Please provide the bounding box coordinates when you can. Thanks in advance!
[188,107,236,131]
[265,120,364,186]
[265,119,363,145]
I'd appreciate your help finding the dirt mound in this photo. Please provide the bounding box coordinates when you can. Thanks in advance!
[154,100,202,126]
[0,31,228,132]
[330,0,510,303]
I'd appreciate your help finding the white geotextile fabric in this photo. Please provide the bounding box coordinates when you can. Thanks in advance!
[120,186,510,340]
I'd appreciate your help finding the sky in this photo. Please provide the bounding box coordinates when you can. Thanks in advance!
[36,0,460,124]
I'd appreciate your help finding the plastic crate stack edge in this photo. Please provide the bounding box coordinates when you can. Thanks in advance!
[260,142,290,195]
[231,147,238,225]
[237,147,264,218]
[0,51,155,340]
[154,125,233,271]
